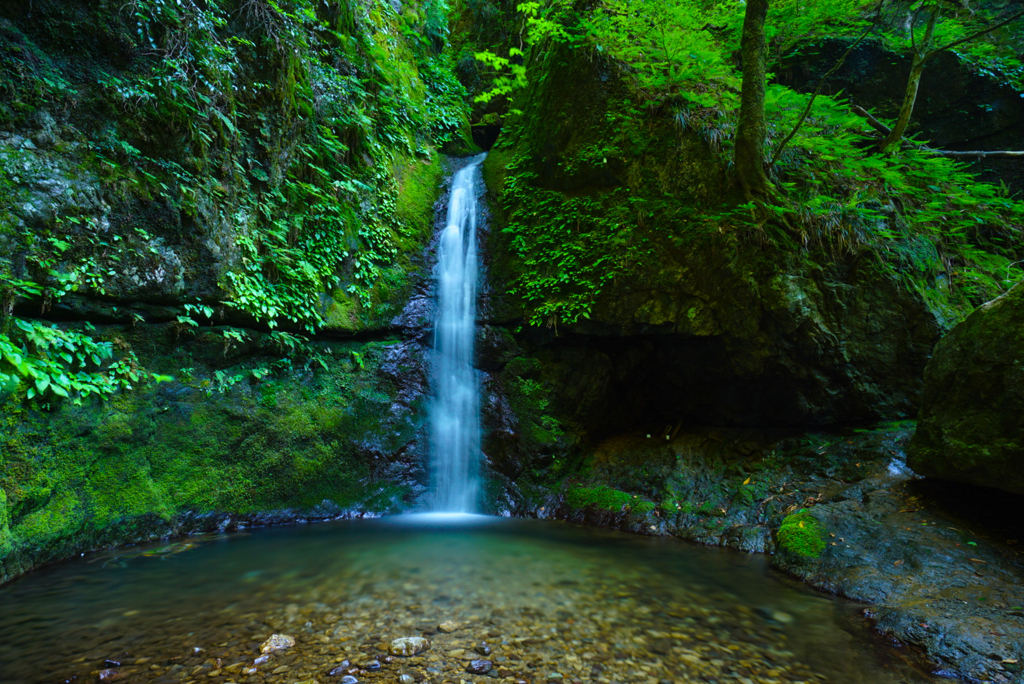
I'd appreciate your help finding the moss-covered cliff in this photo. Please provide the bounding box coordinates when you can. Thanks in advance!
[476,14,1023,487]
[0,325,431,583]
[0,0,471,580]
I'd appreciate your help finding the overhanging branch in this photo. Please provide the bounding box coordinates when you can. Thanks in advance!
[850,105,1024,158]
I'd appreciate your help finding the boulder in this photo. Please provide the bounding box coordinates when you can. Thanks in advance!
[908,282,1024,494]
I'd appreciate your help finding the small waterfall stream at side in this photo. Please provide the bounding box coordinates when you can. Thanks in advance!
[429,154,486,512]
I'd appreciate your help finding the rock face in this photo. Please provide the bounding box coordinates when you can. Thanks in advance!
[909,282,1024,494]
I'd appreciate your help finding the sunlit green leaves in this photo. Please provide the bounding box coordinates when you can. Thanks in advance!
[582,0,740,108]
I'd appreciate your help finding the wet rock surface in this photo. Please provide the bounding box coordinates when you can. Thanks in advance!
[537,425,1024,681]
[466,658,493,674]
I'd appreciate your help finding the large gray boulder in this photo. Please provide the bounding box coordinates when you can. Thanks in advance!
[908,282,1024,494]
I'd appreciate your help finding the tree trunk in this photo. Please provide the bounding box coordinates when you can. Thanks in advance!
[881,7,938,153]
[735,0,771,201]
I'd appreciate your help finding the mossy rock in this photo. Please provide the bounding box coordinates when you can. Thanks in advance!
[0,488,11,556]
[777,509,826,559]
[909,282,1024,495]
[566,484,651,513]
[0,326,428,583]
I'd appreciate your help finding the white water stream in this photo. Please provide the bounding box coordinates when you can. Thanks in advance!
[429,154,486,512]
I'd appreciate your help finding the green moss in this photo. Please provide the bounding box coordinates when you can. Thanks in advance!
[777,509,826,559]
[482,148,514,200]
[566,484,650,512]
[0,488,11,555]
[0,330,422,581]
[632,500,656,515]
[395,153,445,240]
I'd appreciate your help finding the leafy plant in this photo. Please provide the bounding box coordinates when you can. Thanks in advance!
[0,320,167,404]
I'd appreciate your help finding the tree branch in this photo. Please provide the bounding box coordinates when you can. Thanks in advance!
[925,8,1024,61]
[933,150,1024,158]
[850,105,1024,157]
[851,104,892,136]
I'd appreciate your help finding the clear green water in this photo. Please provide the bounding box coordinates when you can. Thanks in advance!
[0,516,941,684]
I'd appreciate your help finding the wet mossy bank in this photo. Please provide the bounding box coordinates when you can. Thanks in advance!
[0,323,431,584]
[508,426,1024,683]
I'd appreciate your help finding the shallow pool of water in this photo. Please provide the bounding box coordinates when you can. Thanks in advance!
[0,516,941,684]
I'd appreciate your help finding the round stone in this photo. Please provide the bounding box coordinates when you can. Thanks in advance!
[390,637,430,657]
[260,634,296,654]
[466,659,493,675]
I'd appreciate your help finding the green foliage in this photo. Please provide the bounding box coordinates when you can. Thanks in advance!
[777,509,826,559]
[766,88,1024,299]
[0,21,75,123]
[3,0,469,336]
[581,0,739,109]
[0,320,166,404]
[420,52,474,144]
[488,0,1023,326]
[499,152,666,326]
[472,0,574,107]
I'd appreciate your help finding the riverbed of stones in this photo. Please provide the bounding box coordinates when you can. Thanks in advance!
[44,541,926,684]
[65,605,845,684]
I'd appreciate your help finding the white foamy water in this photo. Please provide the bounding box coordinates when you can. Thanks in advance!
[430,154,486,512]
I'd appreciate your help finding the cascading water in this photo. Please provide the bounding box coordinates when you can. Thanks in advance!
[429,154,487,512]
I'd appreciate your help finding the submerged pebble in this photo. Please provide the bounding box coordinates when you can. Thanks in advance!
[327,660,351,675]
[466,659,492,674]
[390,637,430,656]
[260,633,295,654]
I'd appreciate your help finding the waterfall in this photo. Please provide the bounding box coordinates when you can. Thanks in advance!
[429,154,486,512]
